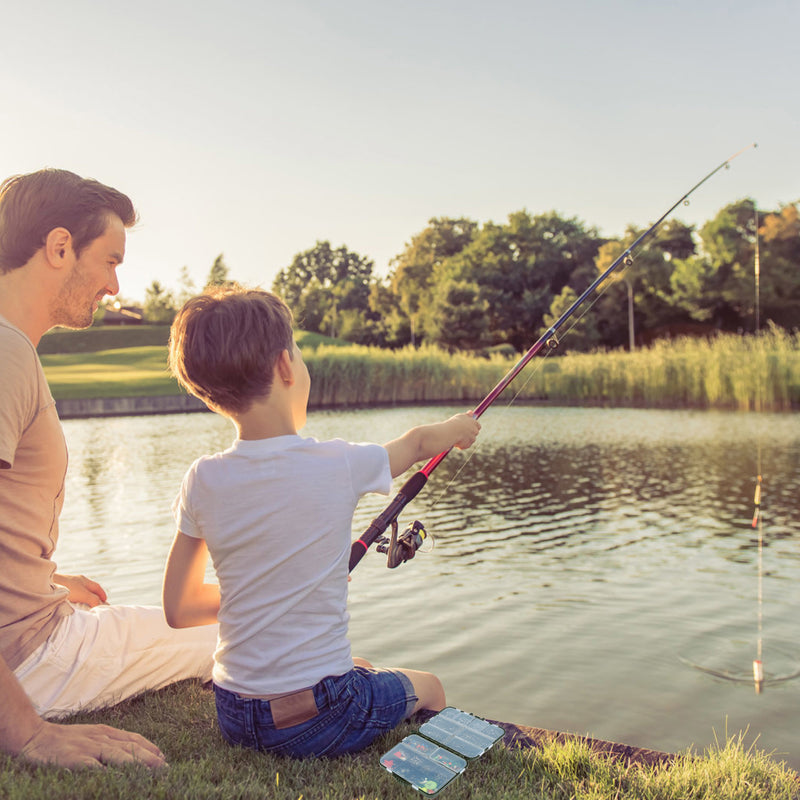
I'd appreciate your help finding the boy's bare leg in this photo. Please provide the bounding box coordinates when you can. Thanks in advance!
[396,668,446,714]
[351,658,444,714]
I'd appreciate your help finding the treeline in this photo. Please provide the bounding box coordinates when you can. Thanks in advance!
[136,200,800,353]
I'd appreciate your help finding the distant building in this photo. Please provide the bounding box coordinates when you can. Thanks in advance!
[102,306,145,325]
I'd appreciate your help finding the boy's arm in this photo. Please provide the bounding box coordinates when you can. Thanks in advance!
[383,412,480,478]
[162,532,220,628]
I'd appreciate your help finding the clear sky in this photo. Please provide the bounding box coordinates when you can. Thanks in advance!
[2,0,796,304]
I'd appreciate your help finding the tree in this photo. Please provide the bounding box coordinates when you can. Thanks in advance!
[176,265,197,307]
[595,219,696,345]
[423,276,491,352]
[424,211,602,352]
[388,217,478,346]
[143,280,176,324]
[756,202,800,330]
[367,281,408,348]
[669,200,759,329]
[205,254,231,288]
[272,241,375,340]
[541,286,602,353]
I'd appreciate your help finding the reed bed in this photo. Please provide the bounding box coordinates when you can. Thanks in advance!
[306,344,517,407]
[305,330,799,412]
[41,329,799,410]
[537,327,799,411]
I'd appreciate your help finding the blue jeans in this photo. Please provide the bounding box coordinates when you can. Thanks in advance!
[214,666,417,758]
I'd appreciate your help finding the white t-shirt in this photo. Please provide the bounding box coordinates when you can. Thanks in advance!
[173,434,392,695]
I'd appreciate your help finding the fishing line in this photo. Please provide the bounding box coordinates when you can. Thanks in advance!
[350,144,757,572]
[679,200,798,691]
[751,202,765,693]
[422,273,626,513]
[418,213,654,512]
[404,185,720,527]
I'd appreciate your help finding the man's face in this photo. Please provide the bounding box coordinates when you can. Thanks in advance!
[49,214,126,330]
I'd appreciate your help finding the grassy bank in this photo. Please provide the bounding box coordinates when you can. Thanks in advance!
[1,681,796,800]
[40,330,800,411]
[38,326,347,355]
[38,324,172,354]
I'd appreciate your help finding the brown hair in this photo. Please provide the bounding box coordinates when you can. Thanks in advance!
[168,284,295,415]
[0,168,137,273]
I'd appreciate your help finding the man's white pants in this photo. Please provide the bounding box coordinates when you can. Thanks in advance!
[13,604,218,719]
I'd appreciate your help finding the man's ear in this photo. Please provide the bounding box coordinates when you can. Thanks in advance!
[275,349,295,386]
[44,227,74,268]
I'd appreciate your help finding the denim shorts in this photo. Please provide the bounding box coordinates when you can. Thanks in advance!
[213,666,417,758]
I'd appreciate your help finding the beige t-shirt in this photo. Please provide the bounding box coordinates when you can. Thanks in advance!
[0,315,71,670]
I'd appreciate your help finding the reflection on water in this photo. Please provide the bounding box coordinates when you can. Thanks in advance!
[57,406,800,768]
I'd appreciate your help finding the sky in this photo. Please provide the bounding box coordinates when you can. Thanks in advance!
[2,0,797,305]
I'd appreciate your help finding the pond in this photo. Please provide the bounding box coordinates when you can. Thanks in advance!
[56,405,800,769]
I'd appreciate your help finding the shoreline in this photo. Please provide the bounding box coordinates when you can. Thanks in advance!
[56,394,209,419]
[413,708,675,768]
[55,394,551,419]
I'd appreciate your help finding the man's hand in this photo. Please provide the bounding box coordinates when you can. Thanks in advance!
[53,573,108,607]
[19,719,167,769]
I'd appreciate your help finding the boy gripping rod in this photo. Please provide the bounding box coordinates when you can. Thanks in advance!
[163,285,480,758]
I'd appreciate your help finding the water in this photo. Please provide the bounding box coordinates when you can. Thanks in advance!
[56,406,800,768]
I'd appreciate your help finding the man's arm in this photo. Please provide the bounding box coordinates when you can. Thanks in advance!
[0,651,166,769]
[383,412,481,478]
[162,532,220,628]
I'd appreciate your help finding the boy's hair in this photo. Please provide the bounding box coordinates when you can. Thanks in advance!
[168,285,295,415]
[0,168,137,273]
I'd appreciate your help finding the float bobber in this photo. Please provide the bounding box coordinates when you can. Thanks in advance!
[753,659,764,694]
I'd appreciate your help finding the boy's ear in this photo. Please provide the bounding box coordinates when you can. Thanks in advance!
[276,349,295,386]
[44,227,73,269]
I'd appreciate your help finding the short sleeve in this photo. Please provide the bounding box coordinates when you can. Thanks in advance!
[0,329,40,469]
[345,442,393,497]
[172,462,203,538]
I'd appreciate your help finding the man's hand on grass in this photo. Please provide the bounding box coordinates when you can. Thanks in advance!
[19,720,167,769]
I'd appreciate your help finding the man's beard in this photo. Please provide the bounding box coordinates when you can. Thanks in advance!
[49,264,101,330]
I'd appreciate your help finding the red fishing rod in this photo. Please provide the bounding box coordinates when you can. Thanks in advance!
[349,144,757,572]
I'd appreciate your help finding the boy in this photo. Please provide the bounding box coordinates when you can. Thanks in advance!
[163,285,480,758]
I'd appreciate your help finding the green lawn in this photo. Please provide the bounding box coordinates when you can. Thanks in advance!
[41,346,180,400]
[1,681,796,800]
[39,331,350,401]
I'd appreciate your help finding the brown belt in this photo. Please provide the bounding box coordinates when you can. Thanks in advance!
[237,687,319,729]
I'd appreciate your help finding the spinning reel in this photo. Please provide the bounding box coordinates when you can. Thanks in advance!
[376,519,432,569]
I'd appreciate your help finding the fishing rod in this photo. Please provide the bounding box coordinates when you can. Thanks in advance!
[349,143,758,572]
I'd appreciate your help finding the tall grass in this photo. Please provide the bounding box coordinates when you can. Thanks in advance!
[306,330,799,412]
[306,344,516,407]
[535,327,799,411]
[40,330,799,411]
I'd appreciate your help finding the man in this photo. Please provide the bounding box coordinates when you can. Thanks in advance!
[0,169,217,769]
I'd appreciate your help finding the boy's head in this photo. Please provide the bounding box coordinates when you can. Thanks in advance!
[168,284,295,415]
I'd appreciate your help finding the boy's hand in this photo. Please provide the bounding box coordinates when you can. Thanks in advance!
[385,412,481,477]
[447,412,481,450]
